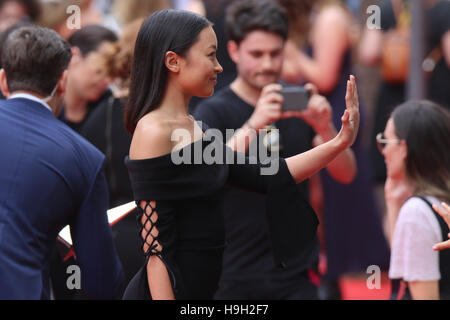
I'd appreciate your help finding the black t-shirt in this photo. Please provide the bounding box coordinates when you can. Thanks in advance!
[193,86,319,282]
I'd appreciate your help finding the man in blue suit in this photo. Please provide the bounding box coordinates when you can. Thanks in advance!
[0,25,124,299]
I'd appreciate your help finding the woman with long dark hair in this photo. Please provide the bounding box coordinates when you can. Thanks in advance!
[123,9,360,300]
[380,100,450,299]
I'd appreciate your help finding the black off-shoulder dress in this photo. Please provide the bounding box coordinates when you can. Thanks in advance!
[122,131,319,300]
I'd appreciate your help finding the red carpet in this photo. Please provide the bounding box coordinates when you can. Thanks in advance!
[339,272,391,300]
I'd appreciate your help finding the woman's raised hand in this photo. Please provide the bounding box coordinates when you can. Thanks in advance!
[337,75,360,149]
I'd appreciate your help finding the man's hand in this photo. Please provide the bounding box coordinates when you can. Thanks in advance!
[284,83,333,136]
[247,83,284,131]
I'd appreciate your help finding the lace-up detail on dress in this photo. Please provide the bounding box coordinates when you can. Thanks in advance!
[136,200,177,293]
[137,200,161,258]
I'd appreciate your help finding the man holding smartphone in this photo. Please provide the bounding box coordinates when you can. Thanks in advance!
[193,0,356,299]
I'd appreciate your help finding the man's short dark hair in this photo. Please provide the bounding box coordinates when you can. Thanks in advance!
[68,24,118,57]
[225,0,289,44]
[1,25,72,96]
[0,21,31,68]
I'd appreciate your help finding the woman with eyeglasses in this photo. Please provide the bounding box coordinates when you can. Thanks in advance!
[378,100,450,300]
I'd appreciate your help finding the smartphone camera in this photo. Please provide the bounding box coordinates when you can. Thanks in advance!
[280,86,310,111]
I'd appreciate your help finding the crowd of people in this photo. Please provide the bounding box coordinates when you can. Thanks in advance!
[0,0,449,300]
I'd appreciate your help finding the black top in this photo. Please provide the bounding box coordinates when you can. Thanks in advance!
[193,87,319,283]
[59,90,113,133]
[122,125,319,300]
[80,96,133,208]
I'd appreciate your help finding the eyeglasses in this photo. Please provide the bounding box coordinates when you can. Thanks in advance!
[376,133,401,153]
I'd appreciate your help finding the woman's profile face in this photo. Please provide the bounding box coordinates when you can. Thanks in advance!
[382,118,407,179]
[176,26,223,97]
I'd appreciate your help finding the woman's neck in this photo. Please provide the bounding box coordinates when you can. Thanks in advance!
[158,81,191,118]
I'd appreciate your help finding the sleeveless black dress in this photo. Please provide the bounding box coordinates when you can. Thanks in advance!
[122,131,319,299]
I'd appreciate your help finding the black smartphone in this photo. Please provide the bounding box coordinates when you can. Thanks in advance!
[280,86,310,111]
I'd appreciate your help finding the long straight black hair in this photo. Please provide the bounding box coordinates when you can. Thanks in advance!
[125,9,212,134]
[391,100,450,203]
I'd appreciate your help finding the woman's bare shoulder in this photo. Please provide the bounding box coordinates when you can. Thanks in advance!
[129,113,175,160]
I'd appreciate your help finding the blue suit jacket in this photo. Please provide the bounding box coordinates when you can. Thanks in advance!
[0,98,124,299]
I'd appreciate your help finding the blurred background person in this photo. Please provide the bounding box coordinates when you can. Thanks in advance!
[279,0,390,299]
[111,0,169,28]
[170,0,205,15]
[59,24,117,133]
[359,0,450,220]
[0,0,40,32]
[50,23,118,299]
[38,0,105,39]
[380,100,450,299]
[79,18,145,286]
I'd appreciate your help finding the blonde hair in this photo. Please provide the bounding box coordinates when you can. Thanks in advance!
[96,18,144,95]
[112,0,170,27]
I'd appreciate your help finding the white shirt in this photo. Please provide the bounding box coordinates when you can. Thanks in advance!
[389,196,443,282]
[8,93,53,113]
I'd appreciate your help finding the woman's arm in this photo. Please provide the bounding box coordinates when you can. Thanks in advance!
[358,28,384,66]
[286,75,359,183]
[302,83,356,184]
[131,120,176,300]
[408,281,439,300]
[282,6,350,93]
[312,125,356,184]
